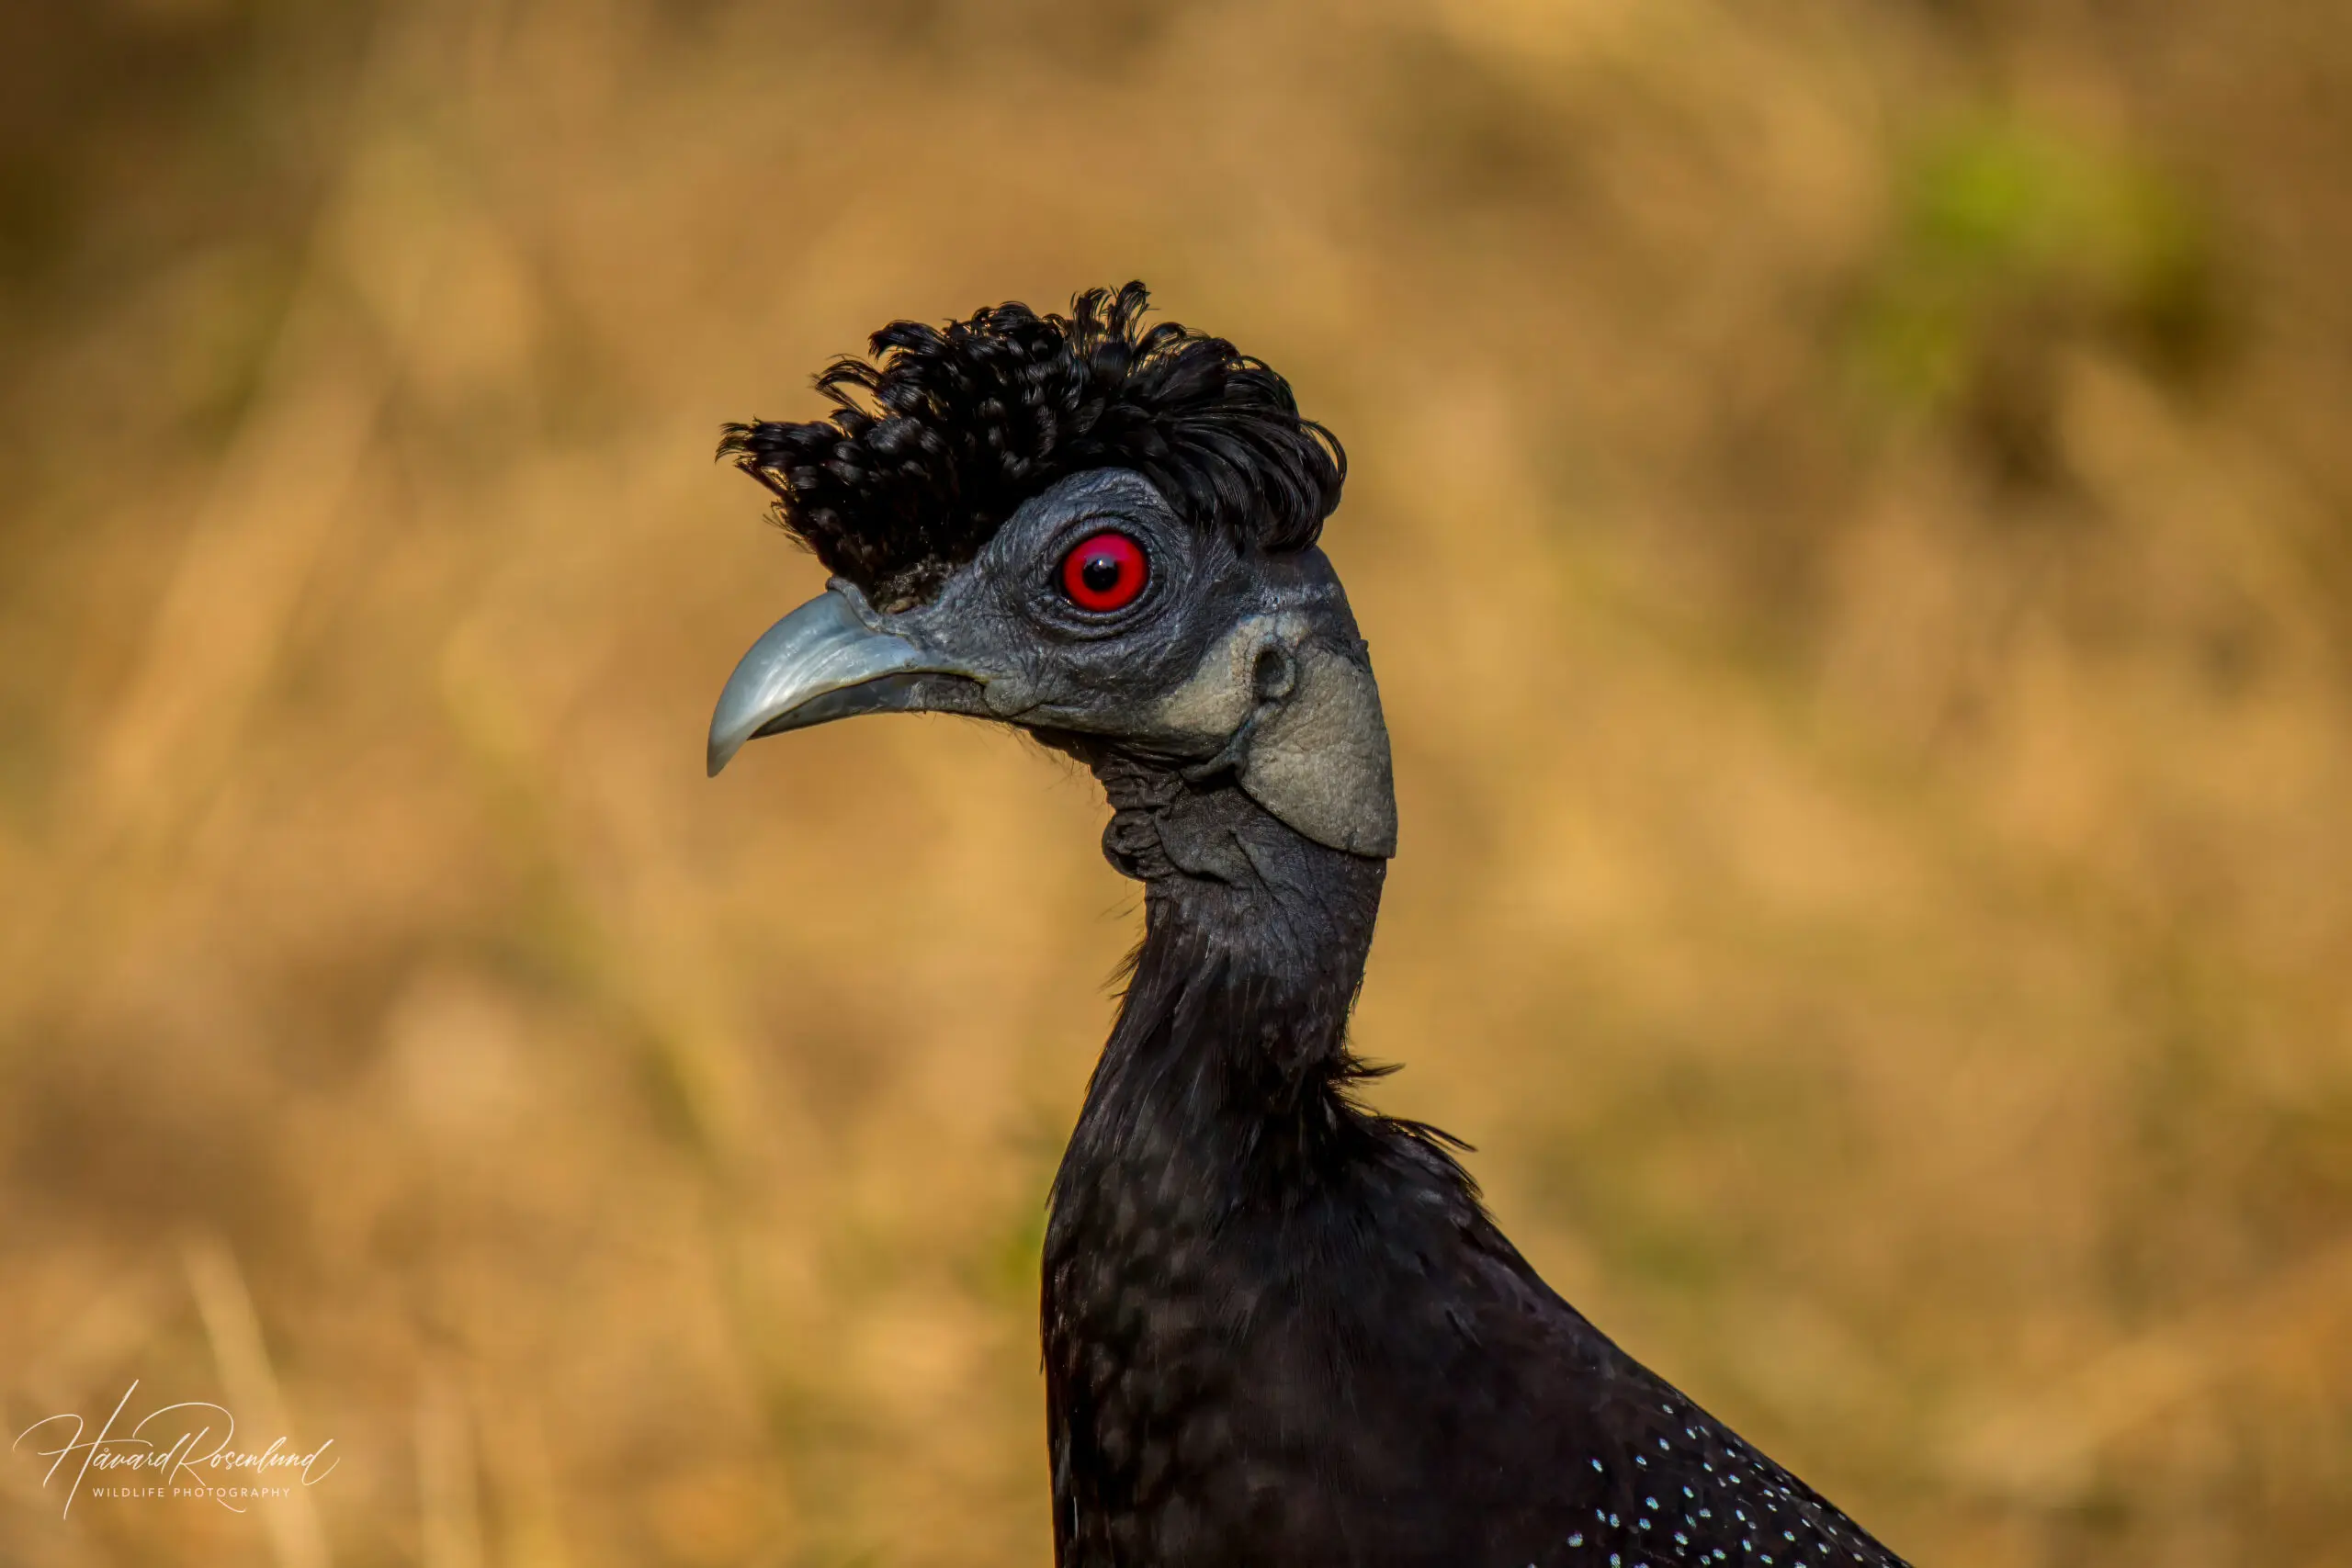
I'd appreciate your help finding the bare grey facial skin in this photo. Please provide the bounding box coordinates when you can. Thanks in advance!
[709,468,1395,859]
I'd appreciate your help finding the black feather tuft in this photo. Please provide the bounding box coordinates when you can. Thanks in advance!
[718,282,1346,608]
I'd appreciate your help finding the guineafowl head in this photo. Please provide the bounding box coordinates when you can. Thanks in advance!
[707,282,1396,860]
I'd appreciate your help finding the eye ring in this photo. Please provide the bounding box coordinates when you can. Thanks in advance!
[1059,531,1149,613]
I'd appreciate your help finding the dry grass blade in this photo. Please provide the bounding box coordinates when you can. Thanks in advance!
[182,1235,333,1568]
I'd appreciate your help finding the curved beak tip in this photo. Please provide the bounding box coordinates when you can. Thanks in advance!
[704,587,968,777]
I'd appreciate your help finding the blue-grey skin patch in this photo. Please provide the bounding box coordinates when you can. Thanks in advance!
[707,468,1396,857]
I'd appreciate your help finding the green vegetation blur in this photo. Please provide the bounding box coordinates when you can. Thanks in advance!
[2,2,2347,1565]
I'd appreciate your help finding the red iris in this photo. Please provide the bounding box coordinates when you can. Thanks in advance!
[1060,531,1148,612]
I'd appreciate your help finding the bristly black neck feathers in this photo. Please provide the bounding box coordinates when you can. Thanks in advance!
[1035,750,1913,1568]
[1046,743,1475,1232]
[1038,746,1486,1562]
[1077,746,1390,1120]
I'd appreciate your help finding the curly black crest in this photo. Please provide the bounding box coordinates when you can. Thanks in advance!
[718,282,1346,608]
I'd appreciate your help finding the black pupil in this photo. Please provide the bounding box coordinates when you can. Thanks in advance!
[1080,553,1123,593]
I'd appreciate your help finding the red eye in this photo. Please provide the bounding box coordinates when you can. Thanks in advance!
[1060,531,1148,612]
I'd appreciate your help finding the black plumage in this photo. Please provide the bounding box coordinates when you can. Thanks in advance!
[719,281,1341,610]
[1035,750,1904,1567]
[709,285,1916,1568]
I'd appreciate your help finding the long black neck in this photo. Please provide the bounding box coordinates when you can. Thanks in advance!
[1034,750,1915,1568]
[1038,747,1488,1565]
[1049,747,1387,1213]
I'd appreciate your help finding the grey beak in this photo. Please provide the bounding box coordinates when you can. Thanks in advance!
[707,587,986,775]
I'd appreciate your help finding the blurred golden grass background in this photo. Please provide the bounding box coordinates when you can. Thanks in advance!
[3,0,2349,1563]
